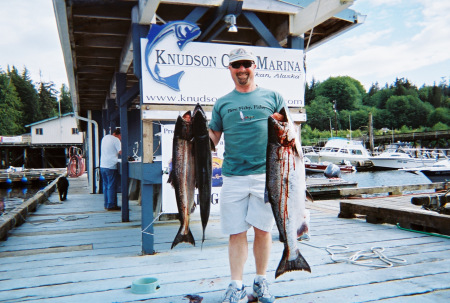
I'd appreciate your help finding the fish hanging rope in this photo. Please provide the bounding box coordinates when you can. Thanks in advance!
[303,0,322,86]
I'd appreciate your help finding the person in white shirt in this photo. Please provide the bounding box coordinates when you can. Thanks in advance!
[100,128,121,211]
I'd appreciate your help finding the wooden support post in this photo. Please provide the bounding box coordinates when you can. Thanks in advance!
[141,182,155,254]
[133,20,156,254]
[116,72,130,222]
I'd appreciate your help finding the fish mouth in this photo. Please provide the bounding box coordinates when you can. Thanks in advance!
[193,103,206,119]
[182,110,192,122]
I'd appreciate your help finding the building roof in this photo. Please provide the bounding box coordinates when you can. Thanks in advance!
[24,112,76,128]
[53,0,365,116]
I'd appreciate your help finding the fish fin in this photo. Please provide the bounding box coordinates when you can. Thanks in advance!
[167,168,174,185]
[171,227,195,249]
[297,221,309,239]
[275,248,311,279]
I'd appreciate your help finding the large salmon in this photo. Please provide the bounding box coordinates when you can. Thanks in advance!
[192,103,212,246]
[168,111,196,249]
[266,107,311,278]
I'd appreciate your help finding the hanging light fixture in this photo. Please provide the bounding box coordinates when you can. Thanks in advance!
[224,14,238,33]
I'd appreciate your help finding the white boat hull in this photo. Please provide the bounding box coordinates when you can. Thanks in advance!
[369,157,436,169]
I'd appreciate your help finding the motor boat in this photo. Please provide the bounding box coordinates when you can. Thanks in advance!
[369,143,445,170]
[304,138,371,166]
[304,157,356,174]
[402,159,450,183]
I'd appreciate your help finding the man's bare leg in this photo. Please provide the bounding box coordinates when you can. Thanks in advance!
[253,227,272,275]
[229,231,248,280]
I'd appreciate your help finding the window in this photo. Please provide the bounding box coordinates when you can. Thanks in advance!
[36,128,43,135]
[72,128,79,135]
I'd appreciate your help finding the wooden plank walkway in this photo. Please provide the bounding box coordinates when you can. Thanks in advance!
[1,174,449,302]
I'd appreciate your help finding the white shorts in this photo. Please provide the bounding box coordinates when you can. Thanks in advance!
[220,174,275,235]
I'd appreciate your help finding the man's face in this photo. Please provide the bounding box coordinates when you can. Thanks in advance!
[229,60,255,86]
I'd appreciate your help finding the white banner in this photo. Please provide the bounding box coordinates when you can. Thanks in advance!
[141,21,305,108]
[1,136,22,143]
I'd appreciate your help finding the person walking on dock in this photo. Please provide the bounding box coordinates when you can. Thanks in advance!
[209,48,286,303]
[100,128,122,211]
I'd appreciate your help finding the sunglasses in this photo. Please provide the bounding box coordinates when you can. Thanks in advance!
[230,61,254,69]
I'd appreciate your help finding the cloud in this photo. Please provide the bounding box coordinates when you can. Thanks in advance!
[306,0,450,89]
[0,0,67,88]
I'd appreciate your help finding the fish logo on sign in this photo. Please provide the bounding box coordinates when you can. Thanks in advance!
[144,21,201,91]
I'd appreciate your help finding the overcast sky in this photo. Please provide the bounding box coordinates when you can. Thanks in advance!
[0,0,449,92]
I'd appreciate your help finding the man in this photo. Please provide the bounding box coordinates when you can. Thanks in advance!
[100,128,122,211]
[209,48,286,303]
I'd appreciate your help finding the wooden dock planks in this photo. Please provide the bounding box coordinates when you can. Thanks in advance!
[0,175,449,302]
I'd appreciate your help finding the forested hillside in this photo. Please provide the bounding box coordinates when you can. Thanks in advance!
[0,66,72,135]
[1,66,448,143]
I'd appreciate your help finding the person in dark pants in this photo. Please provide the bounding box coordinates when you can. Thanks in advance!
[100,128,122,211]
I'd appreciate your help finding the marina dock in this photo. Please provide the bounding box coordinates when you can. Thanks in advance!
[0,168,65,185]
[1,174,449,302]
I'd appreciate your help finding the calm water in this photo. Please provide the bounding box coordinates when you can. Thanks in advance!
[307,169,434,197]
[341,170,432,187]
[0,185,47,215]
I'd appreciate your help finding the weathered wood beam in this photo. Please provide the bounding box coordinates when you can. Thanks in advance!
[138,0,161,24]
[290,0,353,35]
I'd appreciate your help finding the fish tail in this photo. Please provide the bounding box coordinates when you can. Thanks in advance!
[201,230,206,251]
[171,227,195,249]
[275,248,311,279]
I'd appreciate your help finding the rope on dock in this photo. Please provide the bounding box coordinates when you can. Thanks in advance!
[141,211,165,236]
[299,241,407,268]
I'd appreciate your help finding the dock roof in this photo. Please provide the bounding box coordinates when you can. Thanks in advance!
[53,0,365,116]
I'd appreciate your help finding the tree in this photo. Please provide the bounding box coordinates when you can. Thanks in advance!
[304,78,318,106]
[59,84,73,114]
[305,96,334,130]
[429,84,443,108]
[315,76,366,111]
[37,82,58,120]
[363,82,380,106]
[8,67,40,128]
[0,71,23,135]
[391,77,418,97]
[427,107,450,127]
[385,95,432,129]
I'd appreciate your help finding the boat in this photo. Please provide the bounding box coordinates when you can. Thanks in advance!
[369,143,446,170]
[304,138,371,166]
[402,159,450,183]
[305,158,356,174]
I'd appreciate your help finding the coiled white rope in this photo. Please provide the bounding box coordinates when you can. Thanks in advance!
[300,242,407,268]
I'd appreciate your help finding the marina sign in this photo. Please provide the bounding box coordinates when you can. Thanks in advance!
[141,21,305,108]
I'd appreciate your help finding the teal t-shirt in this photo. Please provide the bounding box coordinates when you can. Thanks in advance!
[209,87,285,176]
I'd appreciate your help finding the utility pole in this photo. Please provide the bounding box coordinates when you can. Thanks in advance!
[368,112,374,153]
[333,100,338,137]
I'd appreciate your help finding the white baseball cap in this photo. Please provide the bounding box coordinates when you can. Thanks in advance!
[228,48,256,64]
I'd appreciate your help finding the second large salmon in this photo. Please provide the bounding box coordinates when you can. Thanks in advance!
[266,107,311,278]
[193,103,212,246]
